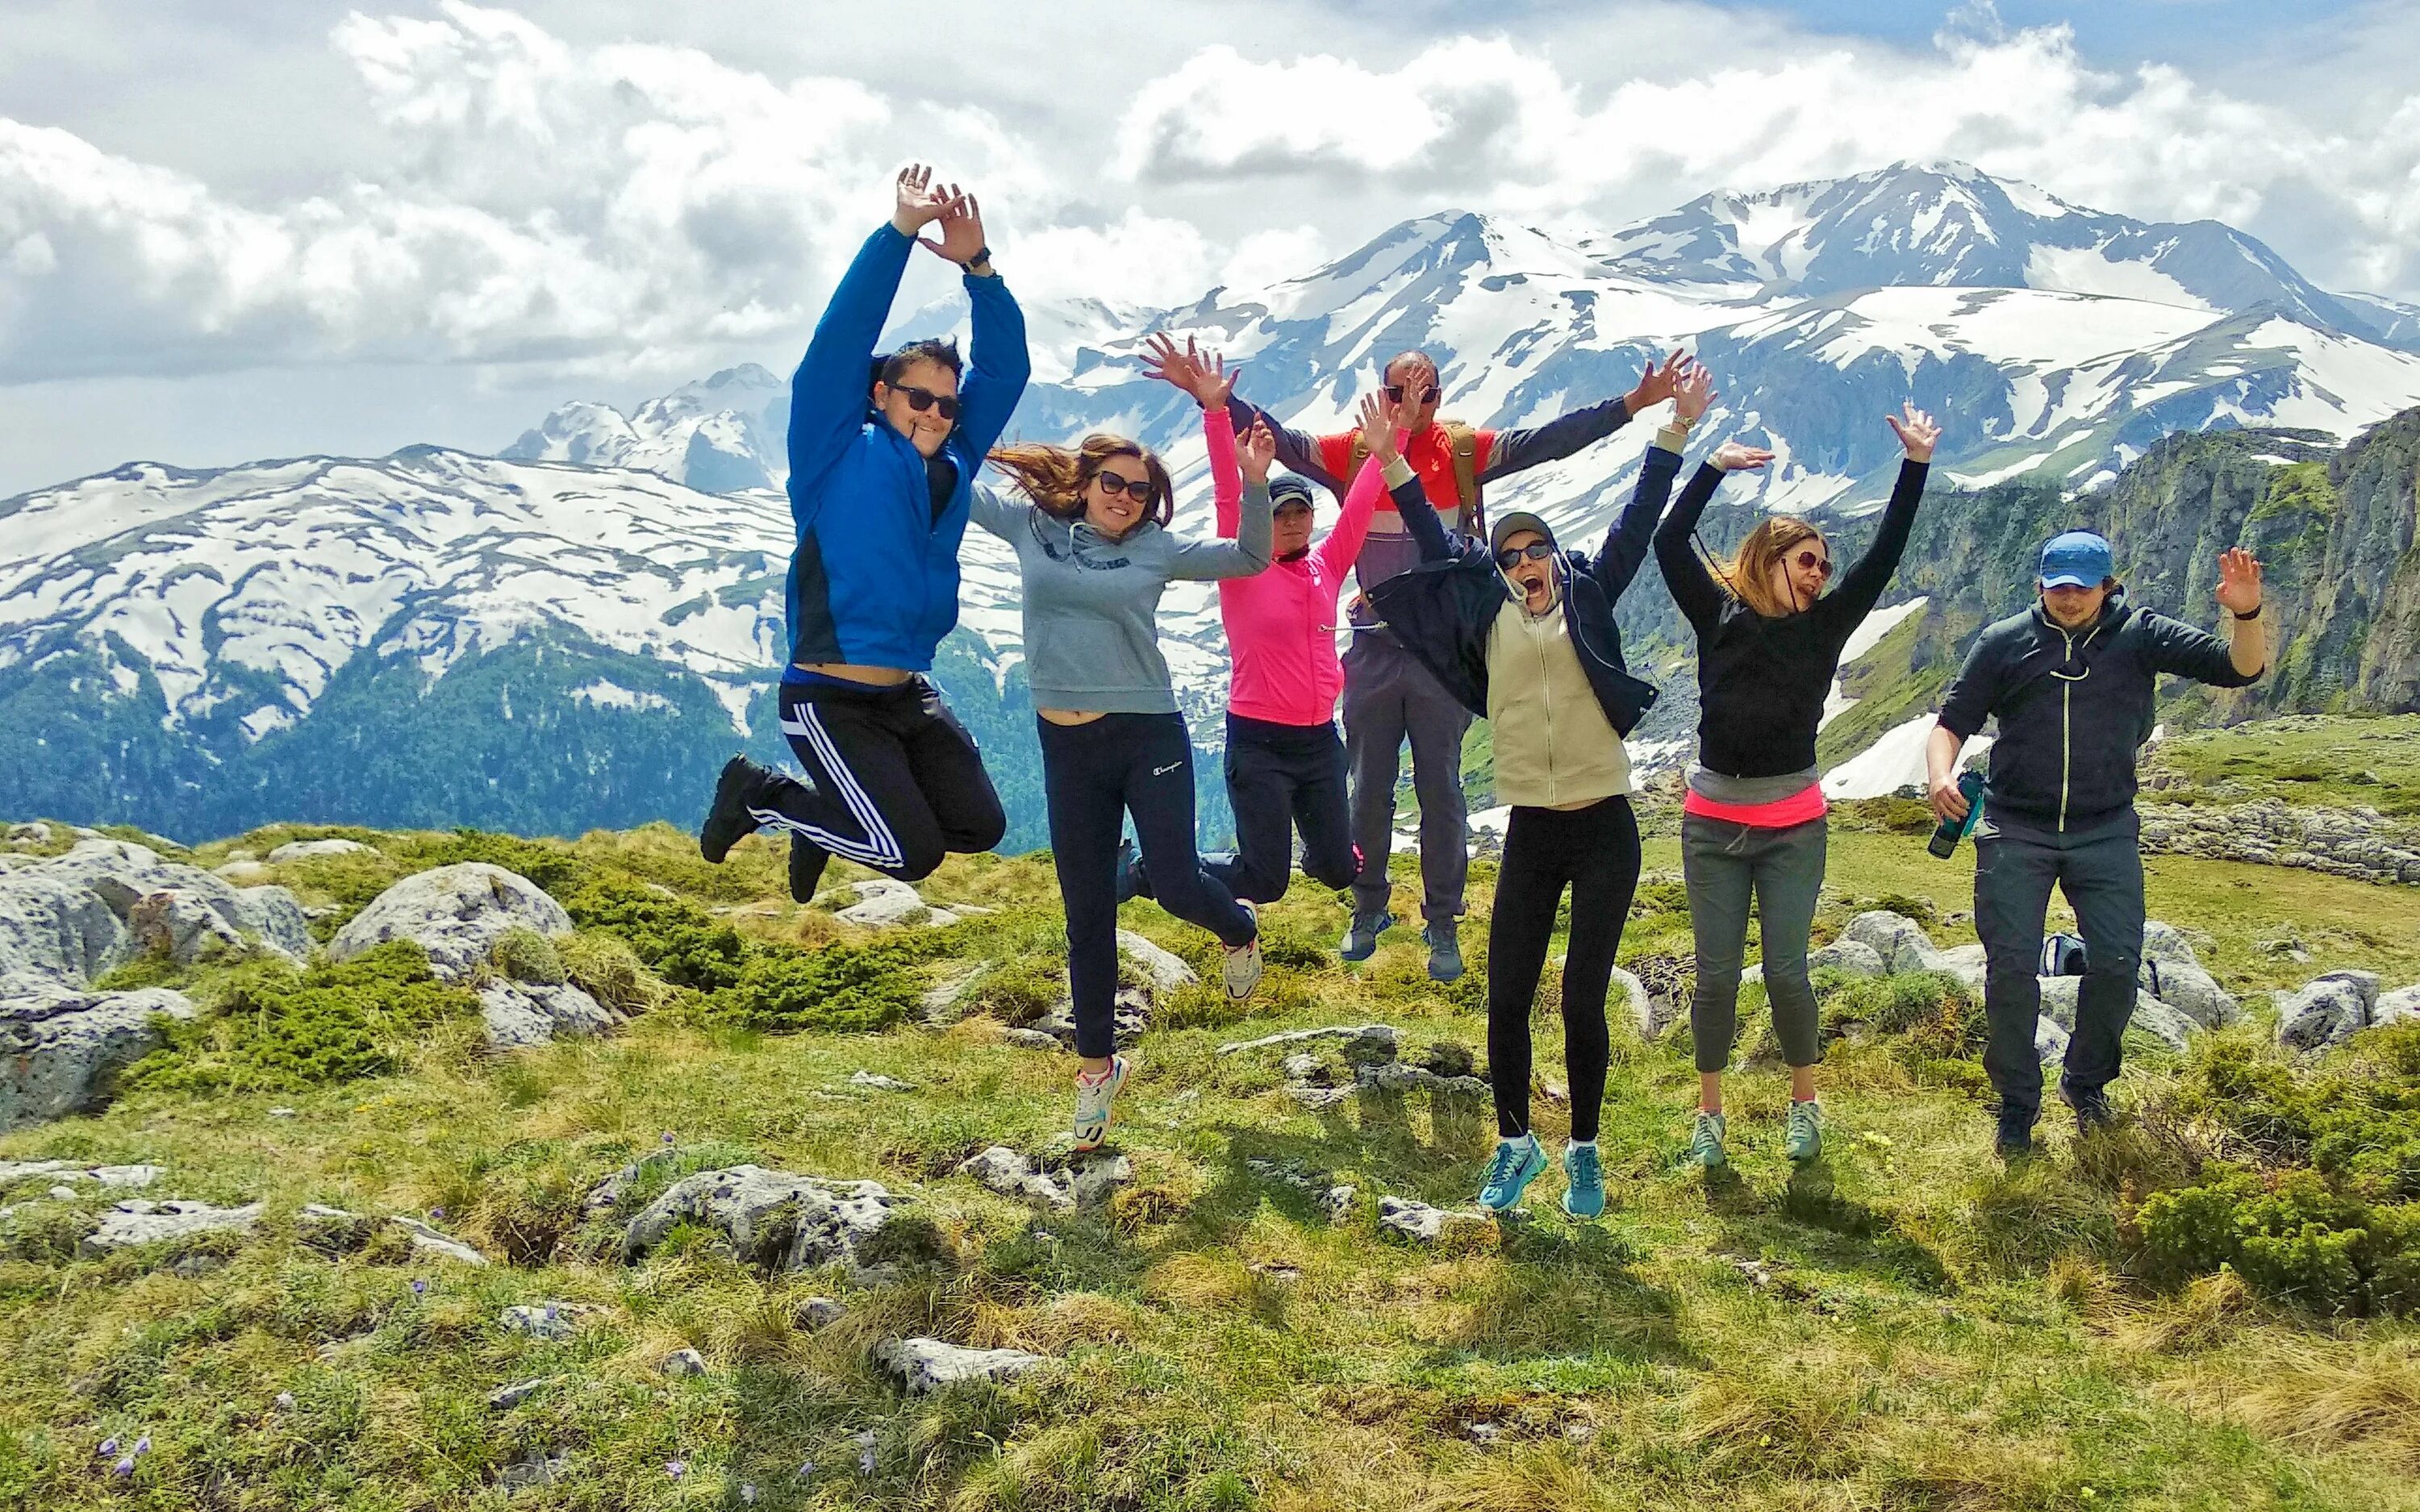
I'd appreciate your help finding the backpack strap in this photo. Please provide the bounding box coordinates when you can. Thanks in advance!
[1346,431,1372,489]
[1442,421,1483,538]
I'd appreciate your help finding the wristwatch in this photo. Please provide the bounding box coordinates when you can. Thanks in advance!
[962,246,994,276]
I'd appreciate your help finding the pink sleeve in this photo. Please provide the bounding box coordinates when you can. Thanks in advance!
[1310,432,1395,585]
[1205,404,1241,538]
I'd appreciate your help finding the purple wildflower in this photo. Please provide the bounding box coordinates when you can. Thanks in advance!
[410,1277,428,1297]
[112,1457,135,1478]
[131,1437,151,1456]
[428,1207,444,1221]
[666,1459,686,1479]
[97,1437,118,1457]
[662,1131,675,1143]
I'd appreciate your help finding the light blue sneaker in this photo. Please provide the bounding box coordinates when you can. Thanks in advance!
[1477,1135,1547,1213]
[1561,1142,1605,1219]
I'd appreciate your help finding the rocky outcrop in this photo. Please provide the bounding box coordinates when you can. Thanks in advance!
[478,981,622,1048]
[1217,1023,1402,1061]
[329,864,571,979]
[1,979,196,1131]
[2138,798,2420,885]
[2276,971,2383,1052]
[265,839,373,864]
[822,878,997,929]
[80,1198,263,1256]
[957,1147,1132,1211]
[1377,1196,1491,1245]
[621,1165,924,1278]
[874,1337,1047,1394]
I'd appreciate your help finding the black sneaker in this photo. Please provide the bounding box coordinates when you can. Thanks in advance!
[788,832,832,904]
[2067,1089,2118,1137]
[1994,1113,2037,1163]
[700,754,778,863]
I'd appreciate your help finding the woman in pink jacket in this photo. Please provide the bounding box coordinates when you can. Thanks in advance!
[1133,337,1426,906]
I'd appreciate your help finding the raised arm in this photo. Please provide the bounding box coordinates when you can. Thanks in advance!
[1649,365,1761,631]
[1821,404,1938,631]
[1170,419,1276,580]
[927,194,1029,460]
[1312,389,1405,581]
[786,171,942,510]
[965,482,1026,542]
[2145,550,2268,685]
[1588,438,1682,599]
[1475,348,1689,482]
[1141,332,1340,489]
[1143,335,1244,535]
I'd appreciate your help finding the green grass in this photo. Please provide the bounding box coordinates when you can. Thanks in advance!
[3,821,2418,1510]
[2145,714,2420,818]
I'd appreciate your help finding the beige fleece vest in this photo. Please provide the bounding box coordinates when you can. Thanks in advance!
[1487,598,1632,809]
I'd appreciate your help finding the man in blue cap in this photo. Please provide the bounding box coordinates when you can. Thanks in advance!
[1924,530,2268,1159]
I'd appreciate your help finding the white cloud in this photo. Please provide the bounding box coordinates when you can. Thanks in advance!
[1219,227,1331,293]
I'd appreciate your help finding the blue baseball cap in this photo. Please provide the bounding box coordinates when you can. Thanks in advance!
[2038,531,2113,589]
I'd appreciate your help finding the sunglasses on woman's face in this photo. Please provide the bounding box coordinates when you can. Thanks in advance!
[1094,472,1154,500]
[891,383,960,421]
[1791,549,1834,579]
[1496,540,1556,570]
[1385,384,1441,404]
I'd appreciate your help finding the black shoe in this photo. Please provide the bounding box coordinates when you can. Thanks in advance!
[700,755,778,863]
[2067,1089,2118,1137]
[1995,1112,2038,1163]
[1113,837,1153,903]
[788,833,832,904]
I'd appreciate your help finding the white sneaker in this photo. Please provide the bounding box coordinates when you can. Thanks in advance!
[1071,1055,1129,1152]
[1222,902,1264,1002]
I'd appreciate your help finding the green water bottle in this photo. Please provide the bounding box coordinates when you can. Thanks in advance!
[1927,771,1985,859]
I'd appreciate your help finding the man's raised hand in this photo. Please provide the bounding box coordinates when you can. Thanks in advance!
[1711,441,1775,473]
[1240,420,1278,485]
[2216,547,2264,615]
[916,189,987,264]
[892,165,950,235]
[1624,350,1693,414]
[1886,402,1942,463]
[1359,389,1404,462]
[1674,363,1716,426]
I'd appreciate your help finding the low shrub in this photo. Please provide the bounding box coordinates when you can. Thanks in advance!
[699,934,939,1035]
[123,941,478,1094]
[556,931,675,1016]
[966,956,1065,1027]
[563,874,746,990]
[2134,1164,2418,1316]
[1818,969,1986,1060]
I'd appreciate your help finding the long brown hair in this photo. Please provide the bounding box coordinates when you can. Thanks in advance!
[987,434,1174,530]
[1715,517,1829,619]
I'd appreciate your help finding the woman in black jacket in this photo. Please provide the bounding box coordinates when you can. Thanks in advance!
[1368,352,1684,1219]
[1654,368,1938,1171]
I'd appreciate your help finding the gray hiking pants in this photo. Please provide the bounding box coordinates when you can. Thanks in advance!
[1683,814,1828,1072]
[1341,632,1470,924]
[1974,821,2145,1123]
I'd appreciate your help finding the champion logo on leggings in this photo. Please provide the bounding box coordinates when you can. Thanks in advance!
[1153,761,1183,776]
[770,704,906,868]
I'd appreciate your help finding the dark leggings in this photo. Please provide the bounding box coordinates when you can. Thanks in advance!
[1207,713,1360,903]
[1486,796,1641,1142]
[1040,714,1255,1058]
[765,678,1005,880]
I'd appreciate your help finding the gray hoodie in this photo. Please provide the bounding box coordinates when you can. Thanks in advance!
[969,481,1273,714]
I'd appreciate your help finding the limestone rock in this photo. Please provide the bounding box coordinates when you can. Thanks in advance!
[799,1296,845,1330]
[1320,1185,1358,1223]
[298,1204,377,1253]
[2277,972,2380,1053]
[2140,921,2204,967]
[958,1146,1132,1210]
[1217,1023,1401,1062]
[2374,985,2420,1028]
[1032,986,1152,1051]
[213,860,273,885]
[40,839,296,960]
[1934,943,1988,991]
[81,1198,263,1256]
[1839,912,1947,975]
[1613,965,1679,1039]
[1115,930,1198,993]
[623,1165,920,1277]
[2146,959,2241,1029]
[500,1302,591,1341]
[1280,1052,1329,1085]
[127,889,244,963]
[848,1071,915,1092]
[478,981,620,1048]
[328,864,571,981]
[0,1160,160,1189]
[919,968,982,1026]
[6,822,52,848]
[487,1377,557,1410]
[394,1215,490,1267]
[231,886,313,960]
[0,979,196,1131]
[2034,977,2201,1052]
[659,1347,707,1377]
[1376,1195,1489,1245]
[874,1335,1046,1394]
[1809,939,1890,980]
[0,872,129,985]
[266,839,373,863]
[1001,1027,1064,1052]
[832,878,948,928]
[1354,1061,1487,1097]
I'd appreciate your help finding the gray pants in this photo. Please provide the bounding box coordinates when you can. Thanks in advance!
[1341,633,1470,923]
[1683,814,1828,1073]
[1974,823,2144,1123]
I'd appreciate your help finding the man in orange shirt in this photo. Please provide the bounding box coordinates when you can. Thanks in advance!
[1187,346,1681,977]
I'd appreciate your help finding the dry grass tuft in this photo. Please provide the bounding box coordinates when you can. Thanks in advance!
[2172,1337,2420,1472]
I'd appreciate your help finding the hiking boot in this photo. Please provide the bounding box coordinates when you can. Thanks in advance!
[700,755,781,863]
[1784,1099,1824,1163]
[1995,1111,2038,1163]
[787,833,831,904]
[1222,902,1263,1002]
[1340,910,1394,963]
[1478,1135,1547,1213]
[1070,1055,1130,1152]
[1113,838,1152,904]
[1560,1142,1606,1220]
[1689,1110,1729,1171]
[1425,921,1465,983]
[2066,1086,2118,1136]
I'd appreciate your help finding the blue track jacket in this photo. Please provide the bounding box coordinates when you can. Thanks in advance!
[782,224,1029,671]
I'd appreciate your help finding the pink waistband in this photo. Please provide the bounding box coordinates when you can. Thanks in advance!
[1681,782,1830,828]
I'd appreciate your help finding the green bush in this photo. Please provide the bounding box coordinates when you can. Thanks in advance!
[700,935,938,1035]
[123,941,478,1094]
[2134,1163,2417,1316]
[563,874,746,990]
[1817,970,1985,1058]
[967,956,1065,1027]
[557,931,674,1016]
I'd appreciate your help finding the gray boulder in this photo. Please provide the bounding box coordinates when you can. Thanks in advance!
[0,873,129,985]
[1934,943,1988,991]
[1032,986,1152,1051]
[2034,977,2200,1052]
[831,878,945,928]
[266,839,373,863]
[2035,1015,2072,1065]
[1808,938,1890,980]
[958,1146,1132,1211]
[328,864,571,981]
[478,981,620,1049]
[1839,912,1947,975]
[874,1336,1046,1394]
[81,1198,263,1256]
[500,1302,590,1341]
[0,979,196,1131]
[1116,931,1198,993]
[659,1347,707,1378]
[6,822,53,848]
[231,886,313,960]
[1217,1023,1402,1061]
[127,889,244,963]
[2140,921,2204,967]
[2277,972,2380,1053]
[623,1165,918,1277]
[2374,985,2420,1028]
[1614,965,1681,1038]
[2147,959,2240,1030]
[1376,1195,1488,1245]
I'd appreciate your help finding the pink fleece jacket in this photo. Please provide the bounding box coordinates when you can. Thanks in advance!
[1206,405,1391,727]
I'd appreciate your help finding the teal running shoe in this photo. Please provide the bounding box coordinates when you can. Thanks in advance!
[1689,1110,1729,1170]
[1784,1099,1824,1163]
[1561,1142,1606,1219]
[1478,1136,1547,1213]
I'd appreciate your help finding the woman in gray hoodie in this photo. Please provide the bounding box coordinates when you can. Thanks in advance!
[975,408,1277,1150]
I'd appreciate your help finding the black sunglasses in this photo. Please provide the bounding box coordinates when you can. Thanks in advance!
[1386,384,1440,404]
[1093,472,1154,500]
[1496,540,1555,570]
[891,383,960,422]
[1790,548,1834,579]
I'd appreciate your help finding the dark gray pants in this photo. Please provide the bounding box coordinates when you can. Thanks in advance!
[1682,814,1828,1072]
[1341,633,1469,924]
[1974,823,2144,1124]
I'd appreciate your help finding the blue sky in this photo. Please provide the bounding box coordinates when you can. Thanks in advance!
[2,0,2417,491]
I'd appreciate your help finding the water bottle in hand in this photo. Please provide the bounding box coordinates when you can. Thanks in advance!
[1927,772,1986,859]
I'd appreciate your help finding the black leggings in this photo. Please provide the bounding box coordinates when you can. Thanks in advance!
[1041,714,1255,1058]
[763,678,1005,880]
[1486,796,1641,1142]
[1207,713,1360,903]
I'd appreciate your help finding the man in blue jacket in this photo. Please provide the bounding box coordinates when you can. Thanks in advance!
[700,165,1031,902]
[1925,531,2268,1158]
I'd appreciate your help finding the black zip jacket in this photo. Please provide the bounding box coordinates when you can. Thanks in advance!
[1655,456,1928,778]
[1364,444,1675,735]
[1938,589,2261,835]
